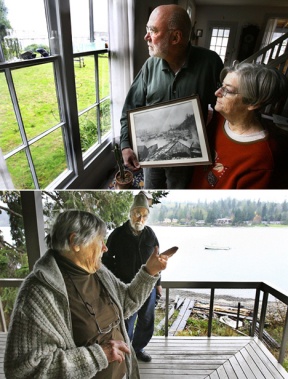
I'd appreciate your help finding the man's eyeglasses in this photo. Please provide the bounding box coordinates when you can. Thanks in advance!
[132,211,148,220]
[146,26,176,36]
[146,26,157,36]
[217,84,239,97]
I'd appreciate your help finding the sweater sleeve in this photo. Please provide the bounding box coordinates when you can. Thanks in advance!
[4,282,109,379]
[98,264,160,320]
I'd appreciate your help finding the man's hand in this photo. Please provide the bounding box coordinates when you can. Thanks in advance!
[101,340,131,364]
[146,246,168,276]
[156,285,162,297]
[122,148,141,171]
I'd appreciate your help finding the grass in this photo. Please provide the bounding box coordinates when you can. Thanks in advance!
[0,54,110,188]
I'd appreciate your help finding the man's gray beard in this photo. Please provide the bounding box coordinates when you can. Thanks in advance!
[130,221,145,232]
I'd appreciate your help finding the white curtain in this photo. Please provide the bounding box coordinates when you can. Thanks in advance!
[108,0,135,140]
[260,18,277,50]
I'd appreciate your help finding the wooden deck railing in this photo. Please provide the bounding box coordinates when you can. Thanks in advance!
[1,279,288,366]
[161,281,288,365]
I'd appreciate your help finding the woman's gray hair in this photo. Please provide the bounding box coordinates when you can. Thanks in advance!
[45,210,106,253]
[220,62,288,111]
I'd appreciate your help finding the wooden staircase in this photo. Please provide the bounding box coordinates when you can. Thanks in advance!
[242,32,288,118]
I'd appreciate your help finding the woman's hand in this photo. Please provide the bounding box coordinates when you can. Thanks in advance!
[101,340,131,363]
[145,246,169,276]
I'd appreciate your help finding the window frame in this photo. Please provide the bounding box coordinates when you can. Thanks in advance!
[0,0,111,190]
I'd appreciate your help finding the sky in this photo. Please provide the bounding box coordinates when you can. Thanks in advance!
[5,0,108,35]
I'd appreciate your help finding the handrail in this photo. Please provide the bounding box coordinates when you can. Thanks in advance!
[161,280,288,365]
[267,52,288,76]
[1,279,288,365]
[242,32,288,65]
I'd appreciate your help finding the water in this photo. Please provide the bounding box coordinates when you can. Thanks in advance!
[2,225,287,299]
[1,227,12,243]
[152,225,288,299]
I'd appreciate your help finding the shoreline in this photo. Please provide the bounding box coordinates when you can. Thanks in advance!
[161,289,284,317]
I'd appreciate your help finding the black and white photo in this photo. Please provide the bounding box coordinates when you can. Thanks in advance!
[128,96,211,168]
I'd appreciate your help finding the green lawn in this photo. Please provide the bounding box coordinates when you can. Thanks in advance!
[0,54,110,188]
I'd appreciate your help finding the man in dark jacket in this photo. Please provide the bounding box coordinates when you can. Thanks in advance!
[102,192,160,362]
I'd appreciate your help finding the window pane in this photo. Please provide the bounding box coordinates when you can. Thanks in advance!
[0,73,22,154]
[99,53,110,98]
[6,151,35,189]
[12,64,60,140]
[2,0,48,62]
[30,129,68,188]
[75,56,96,112]
[70,0,108,53]
[211,37,217,46]
[100,100,111,139]
[224,29,230,37]
[79,108,98,152]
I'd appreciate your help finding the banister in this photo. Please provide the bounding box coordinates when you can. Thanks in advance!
[242,32,288,64]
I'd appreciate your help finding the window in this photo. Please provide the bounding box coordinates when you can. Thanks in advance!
[209,27,230,63]
[0,0,110,189]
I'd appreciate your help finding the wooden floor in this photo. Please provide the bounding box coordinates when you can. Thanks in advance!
[0,334,5,379]
[1,333,288,378]
[138,336,288,379]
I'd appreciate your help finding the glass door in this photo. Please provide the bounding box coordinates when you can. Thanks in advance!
[206,22,237,66]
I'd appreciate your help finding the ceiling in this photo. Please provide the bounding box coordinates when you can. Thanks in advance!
[194,0,288,6]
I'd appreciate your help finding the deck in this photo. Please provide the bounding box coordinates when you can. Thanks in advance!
[1,333,288,378]
[138,336,288,379]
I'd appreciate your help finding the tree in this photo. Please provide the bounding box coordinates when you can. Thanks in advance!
[0,0,11,41]
[0,0,14,59]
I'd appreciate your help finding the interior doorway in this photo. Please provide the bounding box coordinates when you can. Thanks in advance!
[206,22,237,66]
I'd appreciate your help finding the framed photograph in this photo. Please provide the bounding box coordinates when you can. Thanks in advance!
[128,95,211,168]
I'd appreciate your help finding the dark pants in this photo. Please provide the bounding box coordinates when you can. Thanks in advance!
[144,166,193,189]
[125,288,156,353]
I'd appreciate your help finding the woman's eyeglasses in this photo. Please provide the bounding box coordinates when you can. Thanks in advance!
[85,301,120,334]
[217,84,239,97]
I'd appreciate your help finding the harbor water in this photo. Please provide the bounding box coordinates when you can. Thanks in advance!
[152,225,288,299]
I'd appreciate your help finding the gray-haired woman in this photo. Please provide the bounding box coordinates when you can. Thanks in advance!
[189,62,288,189]
[4,210,170,378]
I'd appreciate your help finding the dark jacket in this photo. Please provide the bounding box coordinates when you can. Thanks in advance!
[103,220,160,286]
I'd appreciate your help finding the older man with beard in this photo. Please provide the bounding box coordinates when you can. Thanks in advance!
[120,4,223,189]
[102,192,160,363]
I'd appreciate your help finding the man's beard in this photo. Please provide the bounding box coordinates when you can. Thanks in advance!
[130,221,145,232]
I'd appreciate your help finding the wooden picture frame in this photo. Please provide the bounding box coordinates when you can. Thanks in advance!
[128,95,211,168]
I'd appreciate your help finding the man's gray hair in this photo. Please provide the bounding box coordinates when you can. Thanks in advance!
[45,210,106,253]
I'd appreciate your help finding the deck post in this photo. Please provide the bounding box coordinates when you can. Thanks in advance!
[251,288,260,336]
[208,288,215,337]
[258,291,268,341]
[165,287,170,337]
[279,306,288,364]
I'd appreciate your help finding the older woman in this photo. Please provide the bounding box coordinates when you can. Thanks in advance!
[4,210,169,379]
[189,62,288,189]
